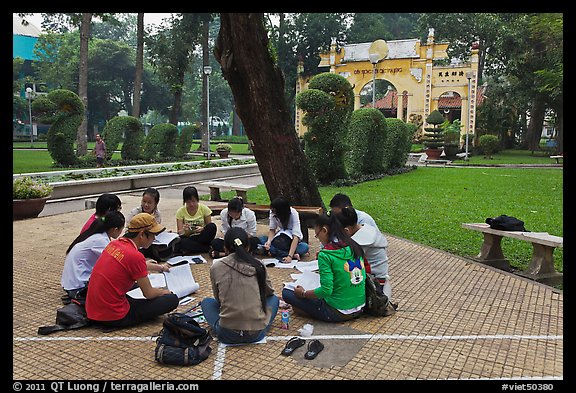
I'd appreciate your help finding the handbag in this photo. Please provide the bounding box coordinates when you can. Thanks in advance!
[37,302,91,335]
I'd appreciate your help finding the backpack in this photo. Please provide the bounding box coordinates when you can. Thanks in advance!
[155,312,212,366]
[485,215,527,232]
[363,275,397,317]
[146,237,181,262]
[37,302,91,335]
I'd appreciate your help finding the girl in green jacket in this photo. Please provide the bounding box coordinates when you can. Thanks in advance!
[282,213,366,322]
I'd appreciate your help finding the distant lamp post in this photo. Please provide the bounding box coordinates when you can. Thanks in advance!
[26,87,34,147]
[465,71,473,161]
[203,65,212,159]
[369,53,380,108]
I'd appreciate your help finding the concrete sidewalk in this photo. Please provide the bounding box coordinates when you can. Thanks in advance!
[13,183,563,382]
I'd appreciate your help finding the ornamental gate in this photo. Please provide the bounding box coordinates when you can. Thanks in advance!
[295,28,479,143]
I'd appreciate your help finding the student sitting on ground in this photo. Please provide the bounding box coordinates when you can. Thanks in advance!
[210,196,261,258]
[125,187,162,225]
[281,213,366,322]
[335,206,392,300]
[329,193,379,230]
[175,186,217,254]
[202,227,279,344]
[61,210,125,302]
[258,196,309,263]
[80,193,122,234]
[85,213,179,328]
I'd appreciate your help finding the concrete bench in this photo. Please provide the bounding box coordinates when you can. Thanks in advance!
[424,159,452,167]
[462,223,563,286]
[407,153,426,164]
[205,202,323,244]
[200,181,257,203]
[550,155,563,164]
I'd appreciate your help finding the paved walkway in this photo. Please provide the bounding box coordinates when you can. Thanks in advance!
[13,183,563,383]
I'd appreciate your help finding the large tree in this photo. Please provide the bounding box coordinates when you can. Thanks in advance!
[215,13,323,207]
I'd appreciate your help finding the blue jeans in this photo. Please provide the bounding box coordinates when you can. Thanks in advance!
[281,288,362,323]
[258,235,309,259]
[201,295,279,344]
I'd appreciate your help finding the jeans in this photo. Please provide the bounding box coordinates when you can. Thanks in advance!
[281,288,362,323]
[201,295,280,344]
[258,235,309,259]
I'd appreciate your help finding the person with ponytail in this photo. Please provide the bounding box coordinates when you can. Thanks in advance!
[281,213,366,322]
[201,227,279,344]
[209,196,261,258]
[335,206,392,300]
[61,210,126,300]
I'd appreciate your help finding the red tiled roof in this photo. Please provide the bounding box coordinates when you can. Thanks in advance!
[365,85,486,109]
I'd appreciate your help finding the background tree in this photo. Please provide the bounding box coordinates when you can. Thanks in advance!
[215,12,323,207]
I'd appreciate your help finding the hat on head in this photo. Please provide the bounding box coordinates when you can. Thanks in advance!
[127,213,165,234]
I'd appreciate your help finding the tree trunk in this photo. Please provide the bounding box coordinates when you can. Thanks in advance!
[525,94,546,152]
[132,13,144,118]
[169,70,184,125]
[215,13,324,208]
[76,12,92,156]
[200,20,209,152]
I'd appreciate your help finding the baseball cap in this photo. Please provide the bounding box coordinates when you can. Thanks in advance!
[127,213,165,234]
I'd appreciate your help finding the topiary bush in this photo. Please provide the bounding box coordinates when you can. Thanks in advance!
[296,72,354,184]
[32,89,84,167]
[345,108,387,177]
[101,116,138,161]
[478,134,500,158]
[143,123,178,160]
[384,117,413,170]
[177,124,198,158]
[421,110,446,150]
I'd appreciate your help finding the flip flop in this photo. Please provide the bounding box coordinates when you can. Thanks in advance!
[281,336,306,356]
[304,339,324,360]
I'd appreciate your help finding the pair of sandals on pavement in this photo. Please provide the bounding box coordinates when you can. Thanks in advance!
[281,336,324,360]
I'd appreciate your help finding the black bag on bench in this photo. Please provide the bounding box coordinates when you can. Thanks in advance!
[486,215,527,232]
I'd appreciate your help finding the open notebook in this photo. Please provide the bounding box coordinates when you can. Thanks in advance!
[127,264,199,299]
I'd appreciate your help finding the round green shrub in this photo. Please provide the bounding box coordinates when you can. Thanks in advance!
[478,134,500,158]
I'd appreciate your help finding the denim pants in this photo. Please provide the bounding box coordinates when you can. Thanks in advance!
[258,235,309,259]
[201,295,280,344]
[281,288,362,323]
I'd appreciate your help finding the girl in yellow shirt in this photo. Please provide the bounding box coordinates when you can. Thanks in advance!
[175,186,217,254]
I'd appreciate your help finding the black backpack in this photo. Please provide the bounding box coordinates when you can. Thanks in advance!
[486,215,527,232]
[155,312,212,366]
[363,276,398,317]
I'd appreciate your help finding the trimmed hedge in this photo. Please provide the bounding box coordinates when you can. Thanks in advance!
[143,123,179,160]
[384,117,413,170]
[345,108,387,177]
[177,124,198,158]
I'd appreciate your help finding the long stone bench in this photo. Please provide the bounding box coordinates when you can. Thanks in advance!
[205,201,323,244]
[462,223,563,286]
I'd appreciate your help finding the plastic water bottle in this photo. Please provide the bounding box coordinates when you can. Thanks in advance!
[281,310,290,329]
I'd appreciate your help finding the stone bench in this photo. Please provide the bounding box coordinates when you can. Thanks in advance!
[199,181,258,203]
[424,159,452,167]
[550,155,563,164]
[462,223,563,286]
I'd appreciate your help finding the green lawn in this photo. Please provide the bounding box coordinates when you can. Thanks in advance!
[227,166,564,276]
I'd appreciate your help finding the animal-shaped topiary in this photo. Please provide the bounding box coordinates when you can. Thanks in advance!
[296,73,354,185]
[32,89,84,166]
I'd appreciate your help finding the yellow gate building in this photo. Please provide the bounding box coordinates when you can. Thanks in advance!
[295,28,480,144]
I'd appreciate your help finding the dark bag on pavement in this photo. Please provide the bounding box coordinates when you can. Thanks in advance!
[155,312,212,366]
[271,233,292,252]
[37,302,91,335]
[363,275,397,317]
[486,215,527,232]
[147,237,181,262]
